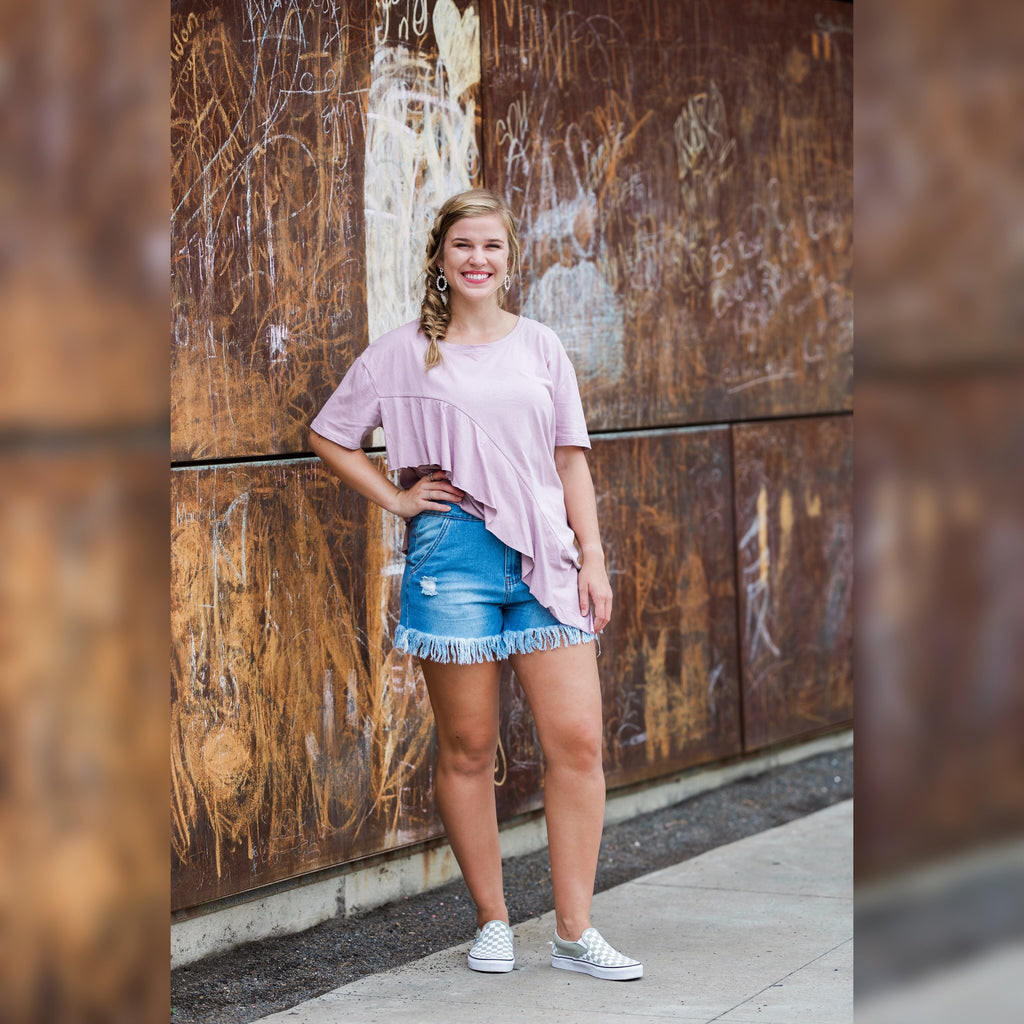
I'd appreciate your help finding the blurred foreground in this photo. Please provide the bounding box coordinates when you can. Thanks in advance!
[0,2,169,1021]
[855,0,1024,1019]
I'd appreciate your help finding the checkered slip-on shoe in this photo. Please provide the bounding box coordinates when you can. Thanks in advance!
[467,919,515,973]
[551,927,643,980]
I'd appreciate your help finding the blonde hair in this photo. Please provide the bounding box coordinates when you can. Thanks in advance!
[419,189,522,370]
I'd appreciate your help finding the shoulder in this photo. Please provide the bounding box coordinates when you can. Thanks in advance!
[368,319,426,355]
[514,316,575,371]
[358,320,427,374]
[515,315,560,345]
[514,316,569,357]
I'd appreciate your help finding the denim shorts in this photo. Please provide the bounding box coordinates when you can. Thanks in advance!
[393,505,594,665]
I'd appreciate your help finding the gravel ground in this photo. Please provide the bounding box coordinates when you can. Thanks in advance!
[171,745,852,1024]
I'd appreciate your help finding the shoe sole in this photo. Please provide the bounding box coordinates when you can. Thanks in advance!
[551,955,643,980]
[467,954,514,973]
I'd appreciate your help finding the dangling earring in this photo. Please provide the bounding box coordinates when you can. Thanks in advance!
[436,268,448,306]
[504,275,512,293]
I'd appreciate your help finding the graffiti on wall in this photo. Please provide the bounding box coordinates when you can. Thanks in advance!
[482,0,853,428]
[365,0,482,339]
[171,458,444,907]
[732,416,854,750]
[171,0,373,460]
[588,429,742,781]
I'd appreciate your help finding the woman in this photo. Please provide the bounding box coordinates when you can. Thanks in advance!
[309,189,642,981]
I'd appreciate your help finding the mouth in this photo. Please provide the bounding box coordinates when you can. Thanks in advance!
[461,272,492,283]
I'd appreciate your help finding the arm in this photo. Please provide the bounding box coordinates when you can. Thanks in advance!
[555,445,613,632]
[308,429,463,518]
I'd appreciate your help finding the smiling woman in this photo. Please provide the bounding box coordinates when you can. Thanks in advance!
[307,188,642,980]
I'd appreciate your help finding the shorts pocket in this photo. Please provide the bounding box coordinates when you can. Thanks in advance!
[406,512,452,574]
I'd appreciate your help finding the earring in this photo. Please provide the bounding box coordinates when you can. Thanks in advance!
[504,274,512,292]
[436,268,448,306]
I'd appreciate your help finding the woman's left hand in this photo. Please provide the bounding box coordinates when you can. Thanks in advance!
[578,556,613,633]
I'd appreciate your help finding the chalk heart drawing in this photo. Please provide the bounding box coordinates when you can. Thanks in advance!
[433,0,480,100]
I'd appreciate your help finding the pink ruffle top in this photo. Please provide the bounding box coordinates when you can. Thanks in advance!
[310,316,593,631]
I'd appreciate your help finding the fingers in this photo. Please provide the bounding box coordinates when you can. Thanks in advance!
[411,470,463,511]
[578,573,612,633]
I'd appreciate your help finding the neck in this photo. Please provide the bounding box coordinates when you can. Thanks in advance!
[446,300,515,341]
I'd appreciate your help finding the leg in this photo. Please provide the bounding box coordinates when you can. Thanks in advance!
[509,641,605,942]
[420,658,508,928]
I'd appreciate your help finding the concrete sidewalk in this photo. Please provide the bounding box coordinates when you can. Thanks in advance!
[251,799,852,1024]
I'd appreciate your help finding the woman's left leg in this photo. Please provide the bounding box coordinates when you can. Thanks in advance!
[509,641,605,942]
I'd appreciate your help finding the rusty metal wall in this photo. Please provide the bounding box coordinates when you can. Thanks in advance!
[171,0,852,912]
[481,0,853,428]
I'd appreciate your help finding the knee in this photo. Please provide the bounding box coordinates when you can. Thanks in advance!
[546,725,604,775]
[438,729,499,777]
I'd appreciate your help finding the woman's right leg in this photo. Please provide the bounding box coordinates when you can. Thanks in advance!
[420,658,507,927]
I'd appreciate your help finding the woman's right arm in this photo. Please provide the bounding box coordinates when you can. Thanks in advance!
[308,429,462,517]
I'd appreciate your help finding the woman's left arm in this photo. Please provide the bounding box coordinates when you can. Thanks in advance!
[555,445,613,632]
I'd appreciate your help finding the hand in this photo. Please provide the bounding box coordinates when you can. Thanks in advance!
[392,469,464,518]
[578,555,613,633]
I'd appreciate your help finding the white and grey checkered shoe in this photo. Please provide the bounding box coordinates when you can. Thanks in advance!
[551,927,643,980]
[467,919,514,973]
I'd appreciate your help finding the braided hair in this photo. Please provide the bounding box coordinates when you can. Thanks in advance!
[419,189,522,370]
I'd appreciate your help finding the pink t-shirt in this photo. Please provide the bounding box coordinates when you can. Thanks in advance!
[310,316,593,631]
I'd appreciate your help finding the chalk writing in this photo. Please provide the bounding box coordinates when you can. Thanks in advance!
[363,3,479,341]
[171,0,369,458]
[739,485,781,666]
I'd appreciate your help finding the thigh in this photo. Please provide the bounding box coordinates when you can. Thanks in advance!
[421,659,503,754]
[508,642,604,755]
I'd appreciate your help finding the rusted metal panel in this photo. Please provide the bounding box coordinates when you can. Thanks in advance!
[480,0,853,429]
[171,0,373,460]
[732,416,853,750]
[171,457,444,909]
[587,429,744,782]
[171,0,484,461]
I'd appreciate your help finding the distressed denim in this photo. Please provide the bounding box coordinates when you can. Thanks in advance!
[394,505,594,664]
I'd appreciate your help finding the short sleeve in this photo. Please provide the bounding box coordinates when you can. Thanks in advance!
[310,358,382,449]
[550,340,591,449]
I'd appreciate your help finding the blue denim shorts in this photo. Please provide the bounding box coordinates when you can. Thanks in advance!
[393,505,594,665]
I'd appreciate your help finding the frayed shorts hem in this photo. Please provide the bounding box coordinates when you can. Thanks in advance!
[393,623,594,665]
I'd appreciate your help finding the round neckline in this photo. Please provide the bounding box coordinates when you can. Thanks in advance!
[439,315,523,349]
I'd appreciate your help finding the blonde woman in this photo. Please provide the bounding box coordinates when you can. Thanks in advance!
[309,189,642,980]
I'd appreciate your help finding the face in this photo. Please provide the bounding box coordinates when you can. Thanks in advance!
[439,214,510,307]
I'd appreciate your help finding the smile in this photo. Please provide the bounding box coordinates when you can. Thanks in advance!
[461,272,492,283]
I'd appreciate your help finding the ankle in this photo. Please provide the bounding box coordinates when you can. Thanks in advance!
[477,908,509,929]
[555,918,591,943]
